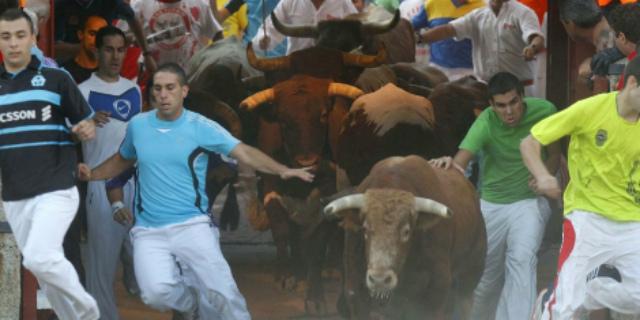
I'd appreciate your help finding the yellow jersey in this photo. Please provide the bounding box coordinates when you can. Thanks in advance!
[532,92,640,222]
[216,0,248,39]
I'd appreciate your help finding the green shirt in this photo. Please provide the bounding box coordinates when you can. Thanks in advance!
[460,97,556,204]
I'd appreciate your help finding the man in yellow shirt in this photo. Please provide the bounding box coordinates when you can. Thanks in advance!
[521,56,640,319]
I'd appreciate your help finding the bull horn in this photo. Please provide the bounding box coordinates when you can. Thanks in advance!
[361,9,400,35]
[246,43,291,71]
[414,197,452,218]
[240,88,275,110]
[323,194,365,218]
[271,11,318,38]
[342,43,387,67]
[185,90,243,139]
[328,83,364,100]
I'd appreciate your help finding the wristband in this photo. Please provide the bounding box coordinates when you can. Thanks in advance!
[111,201,125,215]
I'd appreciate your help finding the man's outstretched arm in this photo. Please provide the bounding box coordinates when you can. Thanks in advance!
[229,143,314,182]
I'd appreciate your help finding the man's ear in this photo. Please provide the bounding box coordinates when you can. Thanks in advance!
[77,29,84,41]
[182,84,190,98]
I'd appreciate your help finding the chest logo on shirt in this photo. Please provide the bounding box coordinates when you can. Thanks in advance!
[595,129,608,147]
[87,88,141,122]
[149,7,192,50]
[31,75,46,87]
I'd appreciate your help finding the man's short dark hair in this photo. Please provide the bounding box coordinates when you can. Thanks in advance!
[608,4,640,44]
[154,63,188,86]
[95,25,126,49]
[558,0,603,29]
[0,0,19,15]
[623,56,640,87]
[0,8,35,34]
[488,72,524,98]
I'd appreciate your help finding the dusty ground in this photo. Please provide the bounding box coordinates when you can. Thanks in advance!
[116,244,343,320]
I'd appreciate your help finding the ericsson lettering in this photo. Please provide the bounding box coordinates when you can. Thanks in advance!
[0,110,37,123]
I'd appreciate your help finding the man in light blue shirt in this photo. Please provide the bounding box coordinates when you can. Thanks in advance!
[78,63,313,319]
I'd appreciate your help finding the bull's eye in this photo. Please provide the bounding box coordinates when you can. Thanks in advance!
[400,224,411,242]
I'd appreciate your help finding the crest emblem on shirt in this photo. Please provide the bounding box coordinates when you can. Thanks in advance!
[113,99,132,119]
[595,129,607,147]
[31,75,46,87]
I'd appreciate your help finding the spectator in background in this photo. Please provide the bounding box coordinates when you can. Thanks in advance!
[61,16,108,84]
[243,0,286,56]
[421,0,544,96]
[412,0,485,80]
[252,0,357,55]
[213,0,248,39]
[54,0,156,73]
[605,2,640,90]
[131,0,222,69]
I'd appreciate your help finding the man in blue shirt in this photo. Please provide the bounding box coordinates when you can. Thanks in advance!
[78,63,313,319]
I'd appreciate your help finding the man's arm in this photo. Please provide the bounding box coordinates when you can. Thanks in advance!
[421,24,456,44]
[229,143,313,182]
[125,16,157,73]
[520,135,561,199]
[78,152,136,181]
[429,149,474,174]
[523,34,545,61]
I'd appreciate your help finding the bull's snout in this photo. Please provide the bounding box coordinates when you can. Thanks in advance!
[294,154,320,167]
[366,269,398,291]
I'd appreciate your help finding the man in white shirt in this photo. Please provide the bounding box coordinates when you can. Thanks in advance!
[252,0,358,54]
[132,0,223,68]
[79,25,143,320]
[421,0,544,96]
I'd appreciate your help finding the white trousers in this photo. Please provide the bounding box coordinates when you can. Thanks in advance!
[470,197,551,320]
[85,180,135,320]
[541,211,640,319]
[3,187,99,320]
[428,62,474,81]
[131,215,251,320]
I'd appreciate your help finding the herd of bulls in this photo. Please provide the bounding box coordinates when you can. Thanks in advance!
[184,8,489,319]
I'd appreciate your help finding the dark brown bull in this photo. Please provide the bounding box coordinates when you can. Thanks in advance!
[324,155,486,319]
[336,78,489,187]
[271,9,400,54]
[240,75,364,313]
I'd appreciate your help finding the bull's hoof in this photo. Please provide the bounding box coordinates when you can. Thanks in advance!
[281,275,298,291]
[304,298,328,316]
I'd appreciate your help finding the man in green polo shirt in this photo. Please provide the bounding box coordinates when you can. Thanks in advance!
[430,71,560,320]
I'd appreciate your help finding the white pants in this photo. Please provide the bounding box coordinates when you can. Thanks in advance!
[471,197,551,320]
[3,187,99,320]
[85,180,135,320]
[131,215,250,320]
[541,211,640,319]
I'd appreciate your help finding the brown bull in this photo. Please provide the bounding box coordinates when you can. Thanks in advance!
[240,75,363,313]
[336,78,488,187]
[324,155,486,319]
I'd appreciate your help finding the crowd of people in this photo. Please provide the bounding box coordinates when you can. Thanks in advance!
[0,0,639,319]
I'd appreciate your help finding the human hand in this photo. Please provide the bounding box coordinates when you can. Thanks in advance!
[93,111,110,128]
[522,44,538,61]
[77,163,92,181]
[280,167,315,182]
[113,206,134,226]
[530,175,562,199]
[72,119,96,141]
[259,36,271,50]
[429,156,453,169]
[590,47,625,76]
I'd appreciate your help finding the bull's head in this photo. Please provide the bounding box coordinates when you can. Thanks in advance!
[323,189,452,300]
[240,75,363,167]
[271,10,400,52]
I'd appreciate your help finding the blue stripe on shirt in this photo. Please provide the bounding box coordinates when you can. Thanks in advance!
[0,141,74,150]
[0,124,70,136]
[0,90,61,107]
